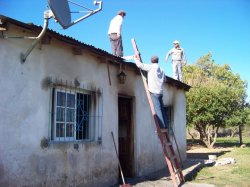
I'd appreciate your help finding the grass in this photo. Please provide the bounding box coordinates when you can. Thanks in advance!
[216,136,250,147]
[189,137,250,186]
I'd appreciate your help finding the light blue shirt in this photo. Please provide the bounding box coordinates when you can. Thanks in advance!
[165,47,186,62]
[135,59,165,94]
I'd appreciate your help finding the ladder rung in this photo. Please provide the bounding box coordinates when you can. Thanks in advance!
[160,129,168,133]
[169,155,178,164]
[164,142,172,146]
[174,168,182,175]
[171,155,176,160]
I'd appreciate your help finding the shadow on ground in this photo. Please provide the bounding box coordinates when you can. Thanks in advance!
[111,140,237,187]
[187,150,230,160]
[110,158,214,187]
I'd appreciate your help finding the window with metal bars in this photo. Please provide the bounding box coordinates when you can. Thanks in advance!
[49,81,103,143]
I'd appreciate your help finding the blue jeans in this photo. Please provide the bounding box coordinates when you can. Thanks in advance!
[150,93,168,129]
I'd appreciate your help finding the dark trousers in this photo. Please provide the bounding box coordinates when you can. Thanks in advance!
[109,33,123,57]
[150,93,168,129]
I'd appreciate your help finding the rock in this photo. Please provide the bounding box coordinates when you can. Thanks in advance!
[240,144,246,148]
[214,157,236,166]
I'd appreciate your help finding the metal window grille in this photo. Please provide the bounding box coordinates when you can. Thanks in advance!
[164,106,174,132]
[47,78,103,143]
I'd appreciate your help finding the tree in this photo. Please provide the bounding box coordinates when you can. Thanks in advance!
[183,53,248,148]
[226,104,250,144]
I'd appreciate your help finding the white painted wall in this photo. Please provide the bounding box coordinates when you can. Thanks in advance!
[0,23,187,187]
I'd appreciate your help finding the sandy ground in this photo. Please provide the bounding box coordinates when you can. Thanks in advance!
[120,158,215,187]
[111,144,233,187]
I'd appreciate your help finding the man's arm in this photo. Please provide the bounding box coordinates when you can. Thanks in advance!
[165,49,173,62]
[133,54,151,71]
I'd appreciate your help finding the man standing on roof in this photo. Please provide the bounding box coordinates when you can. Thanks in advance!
[133,54,168,130]
[108,10,126,57]
[165,40,187,81]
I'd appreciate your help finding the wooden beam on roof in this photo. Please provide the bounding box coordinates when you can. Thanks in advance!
[41,35,51,45]
[72,47,83,55]
[106,59,112,86]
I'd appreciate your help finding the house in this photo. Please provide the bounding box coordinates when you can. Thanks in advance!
[0,15,190,187]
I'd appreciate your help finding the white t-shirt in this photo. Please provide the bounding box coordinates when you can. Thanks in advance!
[135,59,165,94]
[108,15,123,35]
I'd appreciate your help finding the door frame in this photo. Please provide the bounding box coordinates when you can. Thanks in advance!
[118,94,135,177]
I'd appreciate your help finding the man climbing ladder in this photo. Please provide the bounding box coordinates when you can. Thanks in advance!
[131,38,185,187]
[133,53,168,130]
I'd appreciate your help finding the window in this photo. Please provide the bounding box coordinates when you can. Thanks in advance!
[49,81,103,143]
[164,106,174,132]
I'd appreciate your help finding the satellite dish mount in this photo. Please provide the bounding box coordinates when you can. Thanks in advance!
[20,10,53,63]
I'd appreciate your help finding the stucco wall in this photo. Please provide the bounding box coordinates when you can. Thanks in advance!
[0,24,187,187]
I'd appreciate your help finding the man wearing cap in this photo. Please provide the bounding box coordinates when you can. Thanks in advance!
[133,54,168,130]
[108,10,126,57]
[165,40,187,81]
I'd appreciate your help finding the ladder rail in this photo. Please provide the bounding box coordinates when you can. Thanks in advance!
[162,132,185,183]
[131,38,185,186]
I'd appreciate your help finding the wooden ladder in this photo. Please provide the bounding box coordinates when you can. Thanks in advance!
[131,38,185,187]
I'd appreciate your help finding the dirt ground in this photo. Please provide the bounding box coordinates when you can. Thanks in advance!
[186,142,233,159]
[111,144,224,187]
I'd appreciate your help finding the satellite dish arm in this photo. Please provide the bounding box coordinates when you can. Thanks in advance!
[21,11,51,63]
[65,1,102,29]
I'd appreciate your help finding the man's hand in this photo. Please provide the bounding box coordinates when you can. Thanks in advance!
[133,53,140,60]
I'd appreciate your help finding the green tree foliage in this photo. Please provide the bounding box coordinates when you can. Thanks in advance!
[183,53,248,148]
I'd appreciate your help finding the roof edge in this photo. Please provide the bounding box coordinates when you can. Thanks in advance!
[0,14,191,91]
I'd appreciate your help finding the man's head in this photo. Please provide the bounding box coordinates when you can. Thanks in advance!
[117,10,126,17]
[151,56,159,63]
[173,40,180,48]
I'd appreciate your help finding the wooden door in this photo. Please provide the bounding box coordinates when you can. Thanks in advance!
[118,96,134,177]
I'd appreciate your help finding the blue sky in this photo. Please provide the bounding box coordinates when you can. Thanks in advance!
[1,0,250,101]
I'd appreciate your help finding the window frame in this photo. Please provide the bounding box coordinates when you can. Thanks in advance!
[53,89,77,142]
[53,88,94,142]
[164,105,174,132]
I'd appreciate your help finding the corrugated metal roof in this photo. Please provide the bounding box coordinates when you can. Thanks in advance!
[0,14,122,61]
[0,14,190,91]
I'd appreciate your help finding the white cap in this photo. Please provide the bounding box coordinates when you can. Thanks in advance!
[173,40,180,44]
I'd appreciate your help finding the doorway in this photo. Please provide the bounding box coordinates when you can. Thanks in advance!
[118,96,134,177]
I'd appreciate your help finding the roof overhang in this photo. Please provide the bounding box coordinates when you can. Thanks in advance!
[0,14,191,91]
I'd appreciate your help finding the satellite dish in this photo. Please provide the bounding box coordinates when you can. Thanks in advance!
[48,0,102,29]
[48,0,71,29]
